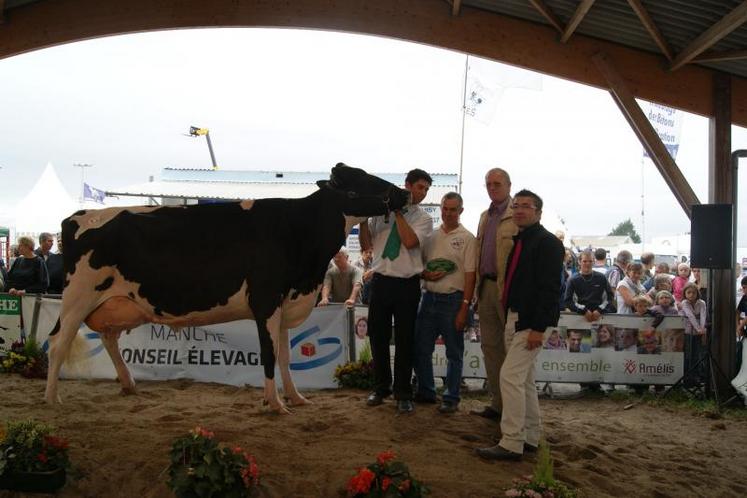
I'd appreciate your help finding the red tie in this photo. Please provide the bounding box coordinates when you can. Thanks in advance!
[502,239,523,310]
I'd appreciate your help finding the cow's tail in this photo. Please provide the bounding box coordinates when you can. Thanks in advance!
[49,318,61,336]
[61,333,94,378]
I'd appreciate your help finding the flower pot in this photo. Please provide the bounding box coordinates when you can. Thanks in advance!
[0,467,66,493]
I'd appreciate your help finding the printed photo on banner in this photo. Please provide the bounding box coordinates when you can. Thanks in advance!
[535,313,686,384]
[353,307,371,362]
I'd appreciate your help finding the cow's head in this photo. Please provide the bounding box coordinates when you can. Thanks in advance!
[317,163,409,218]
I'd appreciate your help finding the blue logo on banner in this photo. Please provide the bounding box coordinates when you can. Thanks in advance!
[289,325,342,371]
[41,330,104,358]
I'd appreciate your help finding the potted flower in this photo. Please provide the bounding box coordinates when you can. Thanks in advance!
[334,359,375,390]
[167,426,259,497]
[0,338,48,379]
[346,450,428,497]
[0,419,70,493]
[504,443,577,498]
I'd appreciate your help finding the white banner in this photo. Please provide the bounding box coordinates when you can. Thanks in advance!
[30,297,348,389]
[0,294,23,354]
[430,313,685,385]
[643,101,684,160]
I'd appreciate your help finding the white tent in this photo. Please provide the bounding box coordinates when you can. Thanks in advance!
[13,162,79,236]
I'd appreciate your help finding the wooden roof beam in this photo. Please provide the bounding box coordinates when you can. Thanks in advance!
[671,0,747,71]
[593,52,699,218]
[626,0,673,61]
[560,0,596,43]
[694,48,747,63]
[528,0,564,34]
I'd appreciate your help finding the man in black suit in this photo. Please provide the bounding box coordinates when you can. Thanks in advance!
[475,189,564,461]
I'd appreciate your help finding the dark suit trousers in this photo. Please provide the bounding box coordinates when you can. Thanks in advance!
[367,273,421,400]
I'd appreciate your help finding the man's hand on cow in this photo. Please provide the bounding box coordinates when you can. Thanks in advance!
[526,330,544,350]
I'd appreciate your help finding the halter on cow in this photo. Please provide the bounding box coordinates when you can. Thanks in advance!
[44,163,409,412]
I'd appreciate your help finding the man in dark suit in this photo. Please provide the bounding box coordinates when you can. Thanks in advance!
[475,189,564,461]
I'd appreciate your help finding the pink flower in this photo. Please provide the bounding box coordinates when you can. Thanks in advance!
[191,426,214,439]
[505,489,521,497]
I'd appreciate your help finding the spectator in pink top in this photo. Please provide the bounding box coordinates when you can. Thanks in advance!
[672,263,691,305]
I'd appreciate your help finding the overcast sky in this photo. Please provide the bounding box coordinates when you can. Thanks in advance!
[0,28,745,248]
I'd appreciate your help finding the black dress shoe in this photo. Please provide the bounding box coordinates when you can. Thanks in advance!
[366,392,386,406]
[475,444,522,461]
[524,443,538,453]
[469,406,501,420]
[396,399,414,414]
[438,401,458,414]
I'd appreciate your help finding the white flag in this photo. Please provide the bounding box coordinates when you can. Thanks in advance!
[642,102,683,160]
[464,56,542,125]
[83,183,106,204]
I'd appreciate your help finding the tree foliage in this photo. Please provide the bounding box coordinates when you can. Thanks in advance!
[608,218,641,244]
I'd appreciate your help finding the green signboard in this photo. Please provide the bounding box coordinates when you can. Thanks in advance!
[0,294,22,354]
[0,227,9,237]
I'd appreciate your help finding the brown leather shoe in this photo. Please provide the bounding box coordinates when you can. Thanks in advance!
[469,406,501,420]
[475,444,522,461]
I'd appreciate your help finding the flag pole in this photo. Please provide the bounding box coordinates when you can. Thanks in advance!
[458,55,469,195]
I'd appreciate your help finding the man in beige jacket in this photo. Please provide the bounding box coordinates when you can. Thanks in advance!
[471,168,517,420]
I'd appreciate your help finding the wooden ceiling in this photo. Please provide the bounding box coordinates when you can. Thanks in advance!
[1,0,746,126]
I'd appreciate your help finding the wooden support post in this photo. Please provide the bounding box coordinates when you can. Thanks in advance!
[592,52,700,218]
[708,72,736,399]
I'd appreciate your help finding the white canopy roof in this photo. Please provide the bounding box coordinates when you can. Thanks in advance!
[13,162,78,235]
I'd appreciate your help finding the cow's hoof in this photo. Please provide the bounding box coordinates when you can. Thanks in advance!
[45,395,63,405]
[120,387,137,396]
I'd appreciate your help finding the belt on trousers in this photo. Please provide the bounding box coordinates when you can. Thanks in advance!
[482,274,497,281]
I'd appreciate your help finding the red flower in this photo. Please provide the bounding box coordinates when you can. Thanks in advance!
[381,476,392,491]
[376,450,396,466]
[37,452,48,463]
[398,478,411,493]
[347,467,376,496]
[44,435,70,450]
[232,446,244,455]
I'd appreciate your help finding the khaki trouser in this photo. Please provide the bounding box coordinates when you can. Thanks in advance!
[498,311,547,454]
[478,280,506,412]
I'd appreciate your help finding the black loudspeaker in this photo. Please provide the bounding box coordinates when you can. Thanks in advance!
[690,204,733,269]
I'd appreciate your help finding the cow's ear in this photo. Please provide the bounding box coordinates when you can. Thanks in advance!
[316,180,329,189]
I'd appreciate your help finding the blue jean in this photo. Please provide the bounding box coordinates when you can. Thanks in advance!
[414,290,464,404]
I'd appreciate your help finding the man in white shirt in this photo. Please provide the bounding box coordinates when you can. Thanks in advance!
[359,168,433,414]
[413,192,476,413]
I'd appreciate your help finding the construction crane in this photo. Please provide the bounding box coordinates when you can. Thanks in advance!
[188,126,219,170]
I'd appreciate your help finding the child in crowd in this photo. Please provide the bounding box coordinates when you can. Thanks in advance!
[672,263,691,305]
[632,294,664,328]
[681,282,707,386]
[651,290,679,317]
[646,273,673,301]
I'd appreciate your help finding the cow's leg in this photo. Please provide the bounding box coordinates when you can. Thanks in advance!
[256,310,290,414]
[45,313,86,404]
[100,331,137,395]
[278,327,310,406]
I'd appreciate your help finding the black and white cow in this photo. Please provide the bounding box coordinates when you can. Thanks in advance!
[45,163,409,412]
